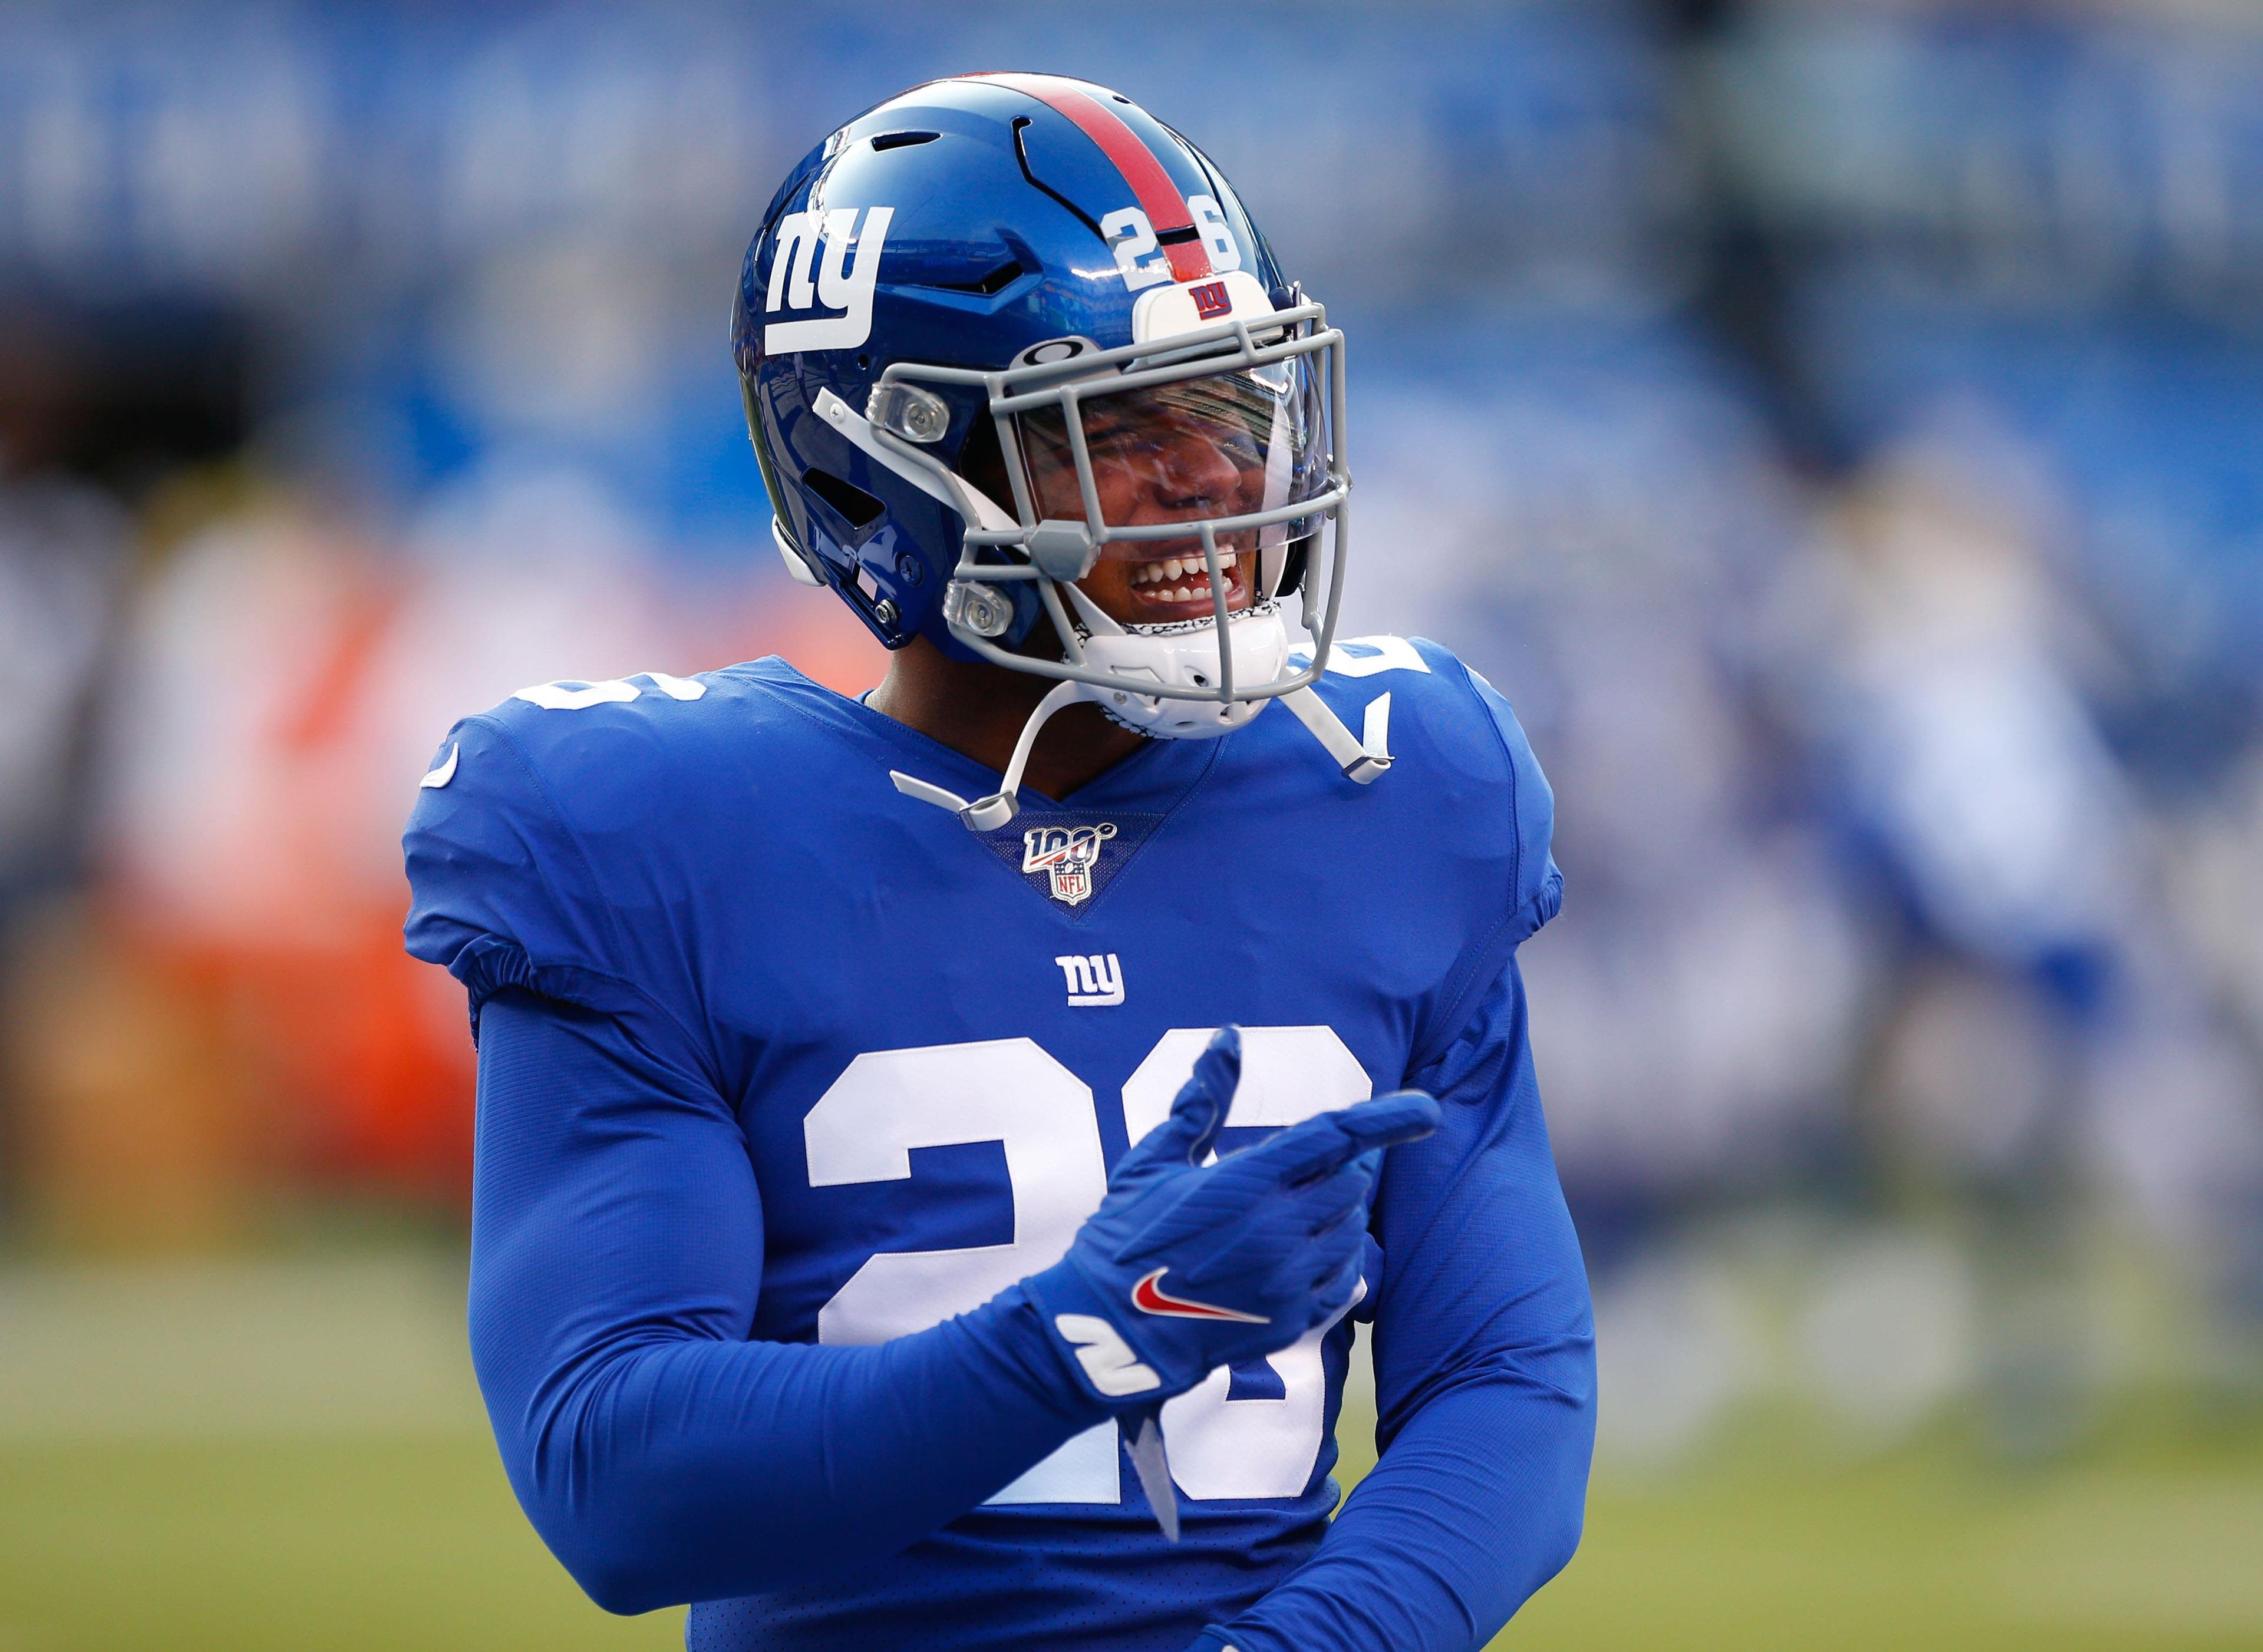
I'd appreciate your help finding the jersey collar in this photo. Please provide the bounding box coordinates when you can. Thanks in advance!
[757,656,1225,817]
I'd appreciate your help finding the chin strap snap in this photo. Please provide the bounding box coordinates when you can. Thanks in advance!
[1281,686,1393,783]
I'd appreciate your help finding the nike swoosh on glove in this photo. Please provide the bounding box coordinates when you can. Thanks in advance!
[1024,1025,1439,1406]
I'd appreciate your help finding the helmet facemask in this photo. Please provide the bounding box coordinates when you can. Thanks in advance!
[816,292,1386,830]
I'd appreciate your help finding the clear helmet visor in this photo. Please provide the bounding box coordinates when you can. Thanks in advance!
[1012,352,1330,569]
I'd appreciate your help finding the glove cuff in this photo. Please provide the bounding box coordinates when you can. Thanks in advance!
[1021,1257,1189,1412]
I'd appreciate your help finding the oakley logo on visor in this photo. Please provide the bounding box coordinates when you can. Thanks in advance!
[765,206,895,353]
[1131,1267,1269,1323]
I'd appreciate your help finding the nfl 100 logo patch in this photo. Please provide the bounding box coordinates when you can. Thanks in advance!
[978,809,1159,914]
[1021,822,1118,907]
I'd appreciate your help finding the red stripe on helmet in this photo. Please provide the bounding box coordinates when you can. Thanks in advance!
[964,72,1213,282]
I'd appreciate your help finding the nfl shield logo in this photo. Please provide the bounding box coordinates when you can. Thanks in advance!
[1021,822,1119,907]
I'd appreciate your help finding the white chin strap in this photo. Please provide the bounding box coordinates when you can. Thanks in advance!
[890,612,1255,831]
[888,605,1367,833]
[889,679,1084,832]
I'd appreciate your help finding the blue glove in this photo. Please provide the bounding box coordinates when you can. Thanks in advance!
[1025,1025,1439,1407]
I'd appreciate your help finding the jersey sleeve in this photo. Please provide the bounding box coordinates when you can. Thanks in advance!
[1190,959,1596,1652]
[467,986,1110,1614]
[402,712,682,1049]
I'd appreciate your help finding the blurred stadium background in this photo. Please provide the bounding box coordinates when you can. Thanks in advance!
[4,0,2263,1646]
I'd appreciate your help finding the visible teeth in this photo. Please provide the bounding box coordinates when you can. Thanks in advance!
[1129,556,1247,602]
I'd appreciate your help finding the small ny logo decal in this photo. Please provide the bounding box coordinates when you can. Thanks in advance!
[1055,953,1124,1007]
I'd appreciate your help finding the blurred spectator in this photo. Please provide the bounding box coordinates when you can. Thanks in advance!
[1350,328,1869,1235]
[1788,415,2263,1440]
[0,470,124,904]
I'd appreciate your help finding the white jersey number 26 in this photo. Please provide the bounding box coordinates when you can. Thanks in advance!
[803,1027,1373,1506]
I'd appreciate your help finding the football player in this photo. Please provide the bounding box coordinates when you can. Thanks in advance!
[404,74,1593,1652]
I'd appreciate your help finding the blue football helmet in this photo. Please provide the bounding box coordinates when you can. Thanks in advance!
[733,73,1383,829]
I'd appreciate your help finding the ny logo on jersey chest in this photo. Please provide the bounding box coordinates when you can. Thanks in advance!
[1055,953,1124,1007]
[1022,822,1118,907]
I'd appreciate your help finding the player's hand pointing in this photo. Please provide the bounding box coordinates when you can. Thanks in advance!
[1025,1026,1439,1406]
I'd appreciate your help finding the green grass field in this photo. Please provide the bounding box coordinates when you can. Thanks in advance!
[4,1255,2259,1651]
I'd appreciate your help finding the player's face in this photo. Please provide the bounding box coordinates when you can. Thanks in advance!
[1017,364,1314,627]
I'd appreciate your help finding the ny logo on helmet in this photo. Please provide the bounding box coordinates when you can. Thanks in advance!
[764,206,895,353]
[1022,822,1119,907]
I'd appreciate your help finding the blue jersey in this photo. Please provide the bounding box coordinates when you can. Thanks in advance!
[403,637,1592,1652]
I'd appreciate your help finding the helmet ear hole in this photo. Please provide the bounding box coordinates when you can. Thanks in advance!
[801,464,887,534]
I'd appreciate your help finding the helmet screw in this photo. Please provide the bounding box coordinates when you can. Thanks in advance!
[873,599,900,627]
